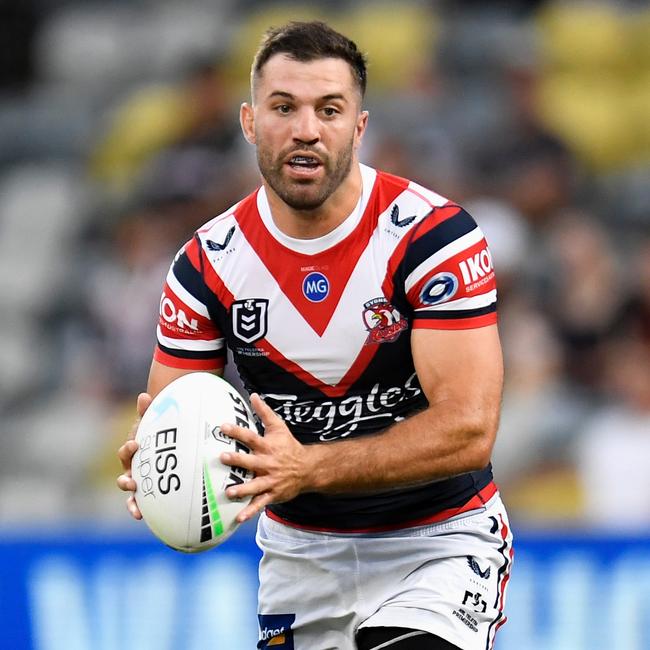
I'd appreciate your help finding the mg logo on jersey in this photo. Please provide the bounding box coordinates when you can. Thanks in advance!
[459,248,493,284]
[302,272,329,302]
[232,299,269,344]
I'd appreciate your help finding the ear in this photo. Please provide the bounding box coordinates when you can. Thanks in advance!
[353,110,369,150]
[240,102,256,144]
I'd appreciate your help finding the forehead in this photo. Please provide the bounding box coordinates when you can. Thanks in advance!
[254,54,359,102]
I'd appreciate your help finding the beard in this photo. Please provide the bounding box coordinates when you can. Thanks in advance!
[255,137,354,211]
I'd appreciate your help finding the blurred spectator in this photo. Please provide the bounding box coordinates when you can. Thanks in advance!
[90,56,240,194]
[541,211,627,392]
[493,294,585,488]
[574,339,650,531]
[0,1,40,90]
[472,130,576,229]
[463,197,532,298]
[79,145,256,400]
[616,239,650,350]
[77,203,179,399]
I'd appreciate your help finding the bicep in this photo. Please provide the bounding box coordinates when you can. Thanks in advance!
[411,325,503,431]
[147,359,224,398]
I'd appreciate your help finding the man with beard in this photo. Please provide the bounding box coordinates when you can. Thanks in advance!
[118,21,512,650]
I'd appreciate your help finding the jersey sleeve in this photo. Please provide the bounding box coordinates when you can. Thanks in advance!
[403,206,497,330]
[153,236,227,370]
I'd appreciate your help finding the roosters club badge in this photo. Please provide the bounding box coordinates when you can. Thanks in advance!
[362,298,407,344]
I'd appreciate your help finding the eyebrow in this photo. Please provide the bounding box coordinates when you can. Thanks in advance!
[267,91,348,103]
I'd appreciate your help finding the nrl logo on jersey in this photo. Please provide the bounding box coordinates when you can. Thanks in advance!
[362,297,407,344]
[232,298,268,344]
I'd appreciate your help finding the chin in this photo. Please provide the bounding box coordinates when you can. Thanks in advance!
[285,195,327,211]
[279,184,328,211]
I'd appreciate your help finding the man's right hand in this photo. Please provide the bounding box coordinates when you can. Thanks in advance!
[116,392,153,520]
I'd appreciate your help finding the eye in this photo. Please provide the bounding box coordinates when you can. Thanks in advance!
[276,104,292,114]
[322,106,339,117]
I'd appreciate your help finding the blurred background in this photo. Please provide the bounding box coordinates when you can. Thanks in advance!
[0,0,649,648]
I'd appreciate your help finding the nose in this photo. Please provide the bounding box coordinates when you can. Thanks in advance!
[292,107,320,145]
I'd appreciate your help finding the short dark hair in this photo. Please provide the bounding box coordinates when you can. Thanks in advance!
[251,21,367,97]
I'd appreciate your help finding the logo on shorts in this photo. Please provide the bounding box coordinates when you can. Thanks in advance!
[258,613,296,648]
[362,298,407,344]
[467,556,491,580]
[232,298,269,344]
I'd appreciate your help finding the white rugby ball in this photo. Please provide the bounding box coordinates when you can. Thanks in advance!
[132,372,258,553]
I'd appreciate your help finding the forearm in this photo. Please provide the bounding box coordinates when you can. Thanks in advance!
[302,399,497,494]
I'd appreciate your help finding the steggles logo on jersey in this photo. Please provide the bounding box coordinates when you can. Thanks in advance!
[362,298,408,344]
[265,372,422,442]
[421,272,459,305]
[390,204,416,228]
[232,299,269,344]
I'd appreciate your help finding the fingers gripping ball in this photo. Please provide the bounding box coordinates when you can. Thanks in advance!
[132,372,259,552]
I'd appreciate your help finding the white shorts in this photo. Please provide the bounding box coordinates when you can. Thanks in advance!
[256,493,513,650]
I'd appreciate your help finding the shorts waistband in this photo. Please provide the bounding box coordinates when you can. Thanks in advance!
[264,482,499,536]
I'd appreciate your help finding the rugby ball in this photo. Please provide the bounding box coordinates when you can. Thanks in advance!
[132,372,258,553]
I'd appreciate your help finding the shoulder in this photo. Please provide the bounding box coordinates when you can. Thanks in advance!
[195,190,258,245]
[373,166,450,210]
[166,189,258,277]
[371,166,465,233]
[369,166,478,244]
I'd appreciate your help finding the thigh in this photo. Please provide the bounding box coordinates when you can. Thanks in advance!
[358,496,514,650]
[256,513,360,650]
[356,626,461,649]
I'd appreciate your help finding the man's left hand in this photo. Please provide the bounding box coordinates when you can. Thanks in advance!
[219,393,314,523]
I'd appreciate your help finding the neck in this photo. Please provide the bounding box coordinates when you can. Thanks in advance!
[264,162,363,240]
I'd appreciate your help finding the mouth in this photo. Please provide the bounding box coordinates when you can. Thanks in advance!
[284,153,323,177]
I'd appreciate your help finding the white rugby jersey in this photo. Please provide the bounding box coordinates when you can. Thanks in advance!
[155,164,497,531]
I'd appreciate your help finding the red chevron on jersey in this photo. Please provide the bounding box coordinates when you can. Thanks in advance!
[252,337,376,398]
[234,171,409,336]
[254,314,409,398]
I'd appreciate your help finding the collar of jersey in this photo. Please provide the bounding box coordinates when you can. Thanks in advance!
[256,163,377,255]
